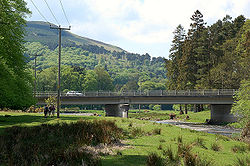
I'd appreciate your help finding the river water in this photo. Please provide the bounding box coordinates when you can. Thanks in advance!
[156,120,241,136]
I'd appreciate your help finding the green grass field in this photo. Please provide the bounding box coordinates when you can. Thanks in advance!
[0,111,249,166]
[129,109,211,123]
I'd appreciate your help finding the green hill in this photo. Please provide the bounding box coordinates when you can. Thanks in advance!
[25,21,124,52]
[24,21,167,92]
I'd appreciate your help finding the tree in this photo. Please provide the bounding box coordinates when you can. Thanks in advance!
[0,0,35,109]
[166,24,185,89]
[120,80,139,91]
[231,80,250,128]
[83,70,98,91]
[61,66,85,91]
[94,66,114,91]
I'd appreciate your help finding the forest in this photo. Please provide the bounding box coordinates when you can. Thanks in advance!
[166,10,249,90]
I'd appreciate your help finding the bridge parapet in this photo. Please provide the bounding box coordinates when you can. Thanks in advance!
[35,89,236,97]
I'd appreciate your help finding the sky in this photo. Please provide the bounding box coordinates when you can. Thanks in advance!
[25,0,250,58]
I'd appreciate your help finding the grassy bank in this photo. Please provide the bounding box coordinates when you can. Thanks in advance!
[0,111,249,166]
[129,109,210,123]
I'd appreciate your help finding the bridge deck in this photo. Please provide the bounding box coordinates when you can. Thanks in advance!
[36,90,235,105]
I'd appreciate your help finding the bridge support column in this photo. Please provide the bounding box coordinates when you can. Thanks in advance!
[210,104,237,124]
[105,104,129,118]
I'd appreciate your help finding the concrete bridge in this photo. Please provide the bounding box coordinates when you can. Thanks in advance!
[36,89,236,124]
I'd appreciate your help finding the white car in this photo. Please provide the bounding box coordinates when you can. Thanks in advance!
[66,91,83,96]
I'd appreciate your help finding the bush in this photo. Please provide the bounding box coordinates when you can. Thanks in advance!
[177,135,183,144]
[153,105,161,111]
[194,137,207,149]
[158,144,163,150]
[163,143,213,166]
[159,139,166,143]
[146,153,164,166]
[152,128,161,135]
[234,156,250,166]
[231,144,247,153]
[211,142,222,151]
[163,146,180,164]
[130,127,145,138]
[232,80,250,127]
[0,120,123,165]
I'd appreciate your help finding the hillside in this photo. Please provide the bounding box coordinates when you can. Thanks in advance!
[24,21,167,92]
[25,21,124,52]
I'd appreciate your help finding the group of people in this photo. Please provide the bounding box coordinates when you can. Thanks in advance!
[44,105,55,118]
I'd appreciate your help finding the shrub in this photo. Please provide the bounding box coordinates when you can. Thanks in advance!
[211,142,222,151]
[152,128,161,135]
[184,153,213,166]
[194,137,207,149]
[158,144,163,150]
[234,156,250,166]
[163,146,180,164]
[183,151,197,166]
[177,143,193,157]
[177,136,183,144]
[131,127,144,138]
[163,143,212,166]
[153,105,161,111]
[231,144,247,153]
[0,120,123,165]
[159,139,166,143]
[146,152,164,166]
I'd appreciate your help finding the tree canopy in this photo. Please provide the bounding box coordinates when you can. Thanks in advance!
[166,11,248,90]
[0,0,35,109]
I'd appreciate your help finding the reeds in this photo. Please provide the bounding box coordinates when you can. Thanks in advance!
[211,142,222,151]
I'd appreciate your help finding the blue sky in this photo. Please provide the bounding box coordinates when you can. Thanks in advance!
[25,0,250,58]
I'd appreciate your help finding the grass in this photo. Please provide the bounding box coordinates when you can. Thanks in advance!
[0,111,249,166]
[129,109,210,123]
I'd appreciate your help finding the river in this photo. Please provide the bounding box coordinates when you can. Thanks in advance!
[156,120,241,136]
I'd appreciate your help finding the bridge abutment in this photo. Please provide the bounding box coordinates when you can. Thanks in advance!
[105,104,129,118]
[210,104,237,124]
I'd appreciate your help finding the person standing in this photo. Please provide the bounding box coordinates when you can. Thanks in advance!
[48,105,52,117]
[51,105,55,117]
[44,105,49,118]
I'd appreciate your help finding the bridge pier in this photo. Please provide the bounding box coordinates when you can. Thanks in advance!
[210,104,237,124]
[105,104,129,118]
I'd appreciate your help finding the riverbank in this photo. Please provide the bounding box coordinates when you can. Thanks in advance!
[156,120,241,136]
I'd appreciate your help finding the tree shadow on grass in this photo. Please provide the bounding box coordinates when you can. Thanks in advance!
[0,114,98,134]
[102,155,147,166]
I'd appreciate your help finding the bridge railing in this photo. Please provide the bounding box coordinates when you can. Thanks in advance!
[35,89,236,97]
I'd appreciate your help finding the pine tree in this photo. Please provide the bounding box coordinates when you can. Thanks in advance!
[167,24,185,89]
